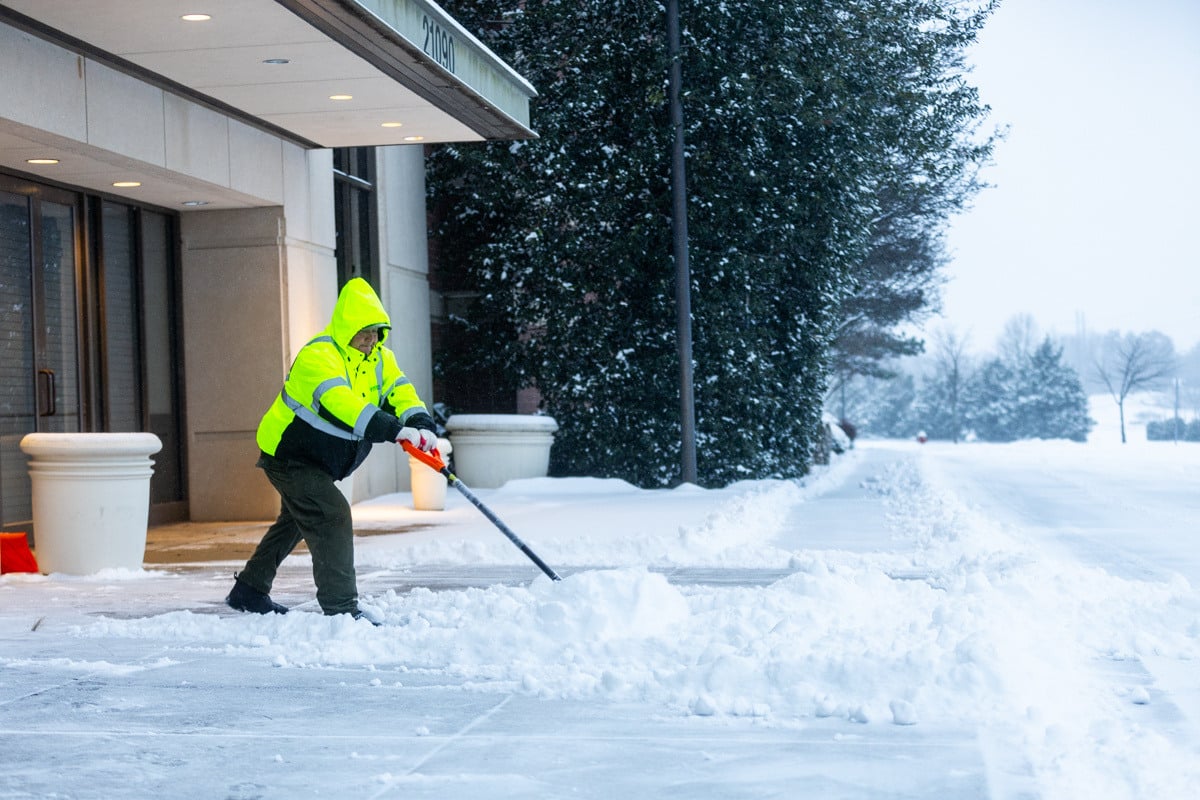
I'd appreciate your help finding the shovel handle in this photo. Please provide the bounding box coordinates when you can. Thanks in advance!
[401,440,448,474]
[400,439,561,581]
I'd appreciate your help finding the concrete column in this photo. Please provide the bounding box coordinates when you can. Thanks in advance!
[180,207,288,521]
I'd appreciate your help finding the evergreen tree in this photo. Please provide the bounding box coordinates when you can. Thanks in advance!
[912,370,967,441]
[964,357,1019,441]
[429,0,996,486]
[964,337,1092,442]
[1017,338,1092,441]
[910,328,971,441]
[832,4,998,385]
[430,0,684,486]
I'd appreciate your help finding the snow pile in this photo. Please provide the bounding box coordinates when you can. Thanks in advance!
[88,451,1197,733]
[89,562,965,723]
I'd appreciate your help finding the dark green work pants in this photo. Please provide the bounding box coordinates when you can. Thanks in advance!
[238,456,359,616]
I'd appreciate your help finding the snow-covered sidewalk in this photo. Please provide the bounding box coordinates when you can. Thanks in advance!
[2,440,1198,799]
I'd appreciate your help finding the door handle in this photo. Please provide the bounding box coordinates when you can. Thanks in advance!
[37,369,56,417]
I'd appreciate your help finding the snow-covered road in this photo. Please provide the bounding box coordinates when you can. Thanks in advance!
[916,441,1200,585]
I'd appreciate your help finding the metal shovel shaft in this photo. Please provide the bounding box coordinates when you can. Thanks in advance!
[402,441,562,581]
[446,476,562,581]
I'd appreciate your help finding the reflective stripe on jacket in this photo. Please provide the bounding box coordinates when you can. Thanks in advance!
[256,278,431,479]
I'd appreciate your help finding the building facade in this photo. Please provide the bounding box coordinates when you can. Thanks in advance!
[0,0,534,533]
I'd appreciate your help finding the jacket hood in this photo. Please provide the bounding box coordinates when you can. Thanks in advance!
[328,278,391,348]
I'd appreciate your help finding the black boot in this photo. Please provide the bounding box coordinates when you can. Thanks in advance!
[225,575,288,615]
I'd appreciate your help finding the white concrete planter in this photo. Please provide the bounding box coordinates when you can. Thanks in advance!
[409,437,452,510]
[19,432,162,575]
[445,414,558,489]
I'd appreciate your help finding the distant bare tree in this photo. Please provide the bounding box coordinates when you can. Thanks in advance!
[1094,331,1177,443]
[996,313,1040,367]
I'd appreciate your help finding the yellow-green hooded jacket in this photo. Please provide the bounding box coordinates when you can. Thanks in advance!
[256,278,435,479]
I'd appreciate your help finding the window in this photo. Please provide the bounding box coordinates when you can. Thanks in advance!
[95,201,186,511]
[0,181,83,528]
[333,147,378,288]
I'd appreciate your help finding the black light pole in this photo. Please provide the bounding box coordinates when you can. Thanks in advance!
[667,0,698,484]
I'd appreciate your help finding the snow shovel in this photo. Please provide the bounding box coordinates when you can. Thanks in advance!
[401,441,562,581]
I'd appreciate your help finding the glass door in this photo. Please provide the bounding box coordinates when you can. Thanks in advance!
[36,198,82,434]
[0,188,37,528]
[97,201,185,513]
[0,185,82,529]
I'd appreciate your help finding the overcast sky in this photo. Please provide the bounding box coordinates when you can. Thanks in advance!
[934,0,1200,354]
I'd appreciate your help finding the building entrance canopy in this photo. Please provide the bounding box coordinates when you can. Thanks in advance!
[0,0,535,147]
[0,0,535,207]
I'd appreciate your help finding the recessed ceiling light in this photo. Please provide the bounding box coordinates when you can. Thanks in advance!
[182,200,210,207]
[181,14,211,22]
[329,94,353,101]
[262,58,290,65]
[26,158,59,165]
[112,181,141,188]
[403,136,425,142]
[381,122,404,128]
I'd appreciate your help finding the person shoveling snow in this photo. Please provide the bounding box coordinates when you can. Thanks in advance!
[226,278,438,623]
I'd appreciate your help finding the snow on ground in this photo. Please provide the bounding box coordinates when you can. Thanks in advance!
[2,396,1199,798]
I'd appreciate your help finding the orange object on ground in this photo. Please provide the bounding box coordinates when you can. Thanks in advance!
[0,532,39,574]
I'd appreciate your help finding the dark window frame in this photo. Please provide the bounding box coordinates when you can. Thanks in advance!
[333,147,380,289]
[89,198,188,519]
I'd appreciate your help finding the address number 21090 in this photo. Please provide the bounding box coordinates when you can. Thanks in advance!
[423,15,456,73]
